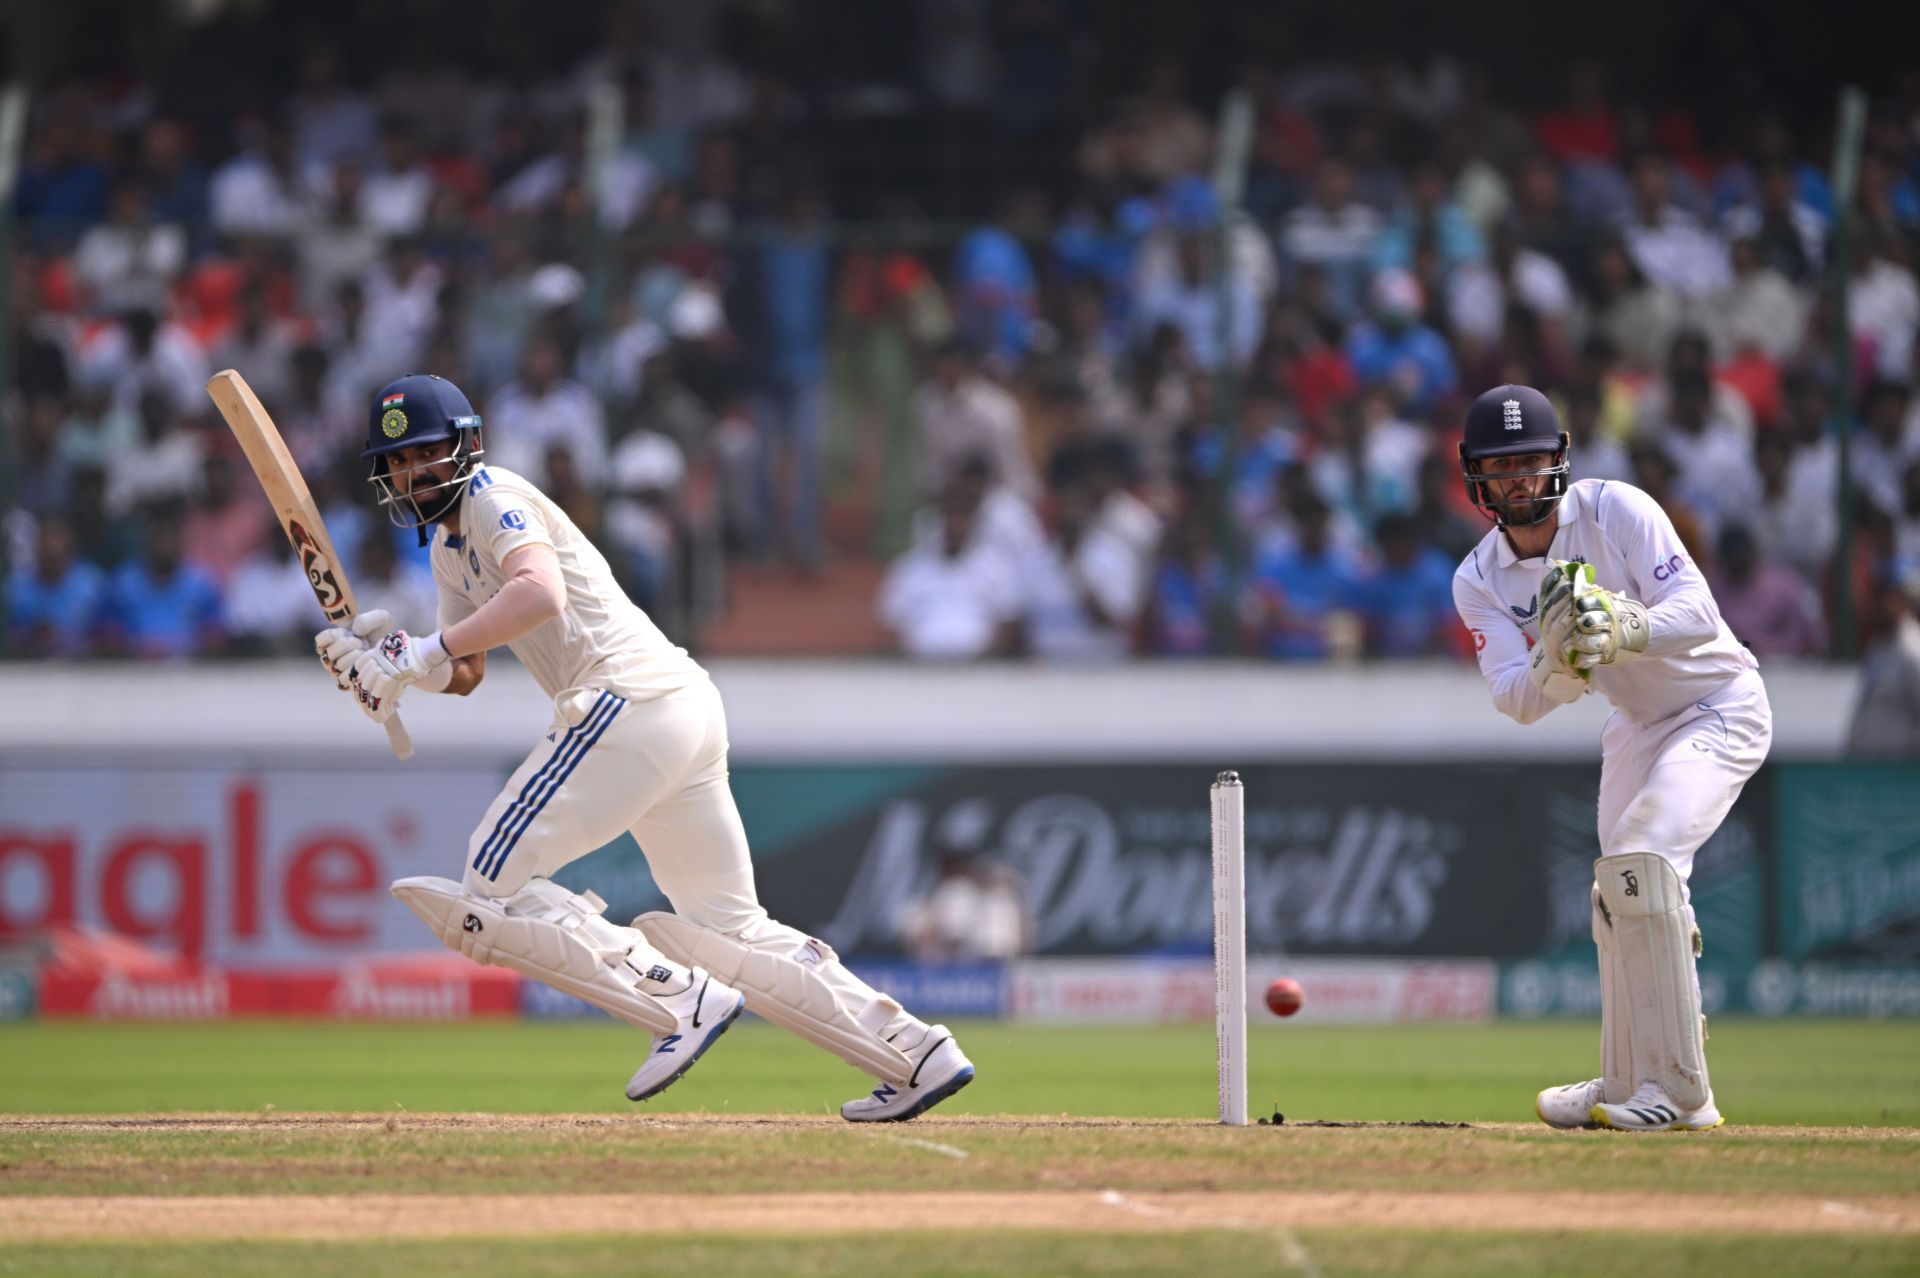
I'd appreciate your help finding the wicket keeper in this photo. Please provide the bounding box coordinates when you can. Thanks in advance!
[1452,384,1771,1131]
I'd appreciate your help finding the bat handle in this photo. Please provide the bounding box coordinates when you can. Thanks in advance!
[384,715,415,760]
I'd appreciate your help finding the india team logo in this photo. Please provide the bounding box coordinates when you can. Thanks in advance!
[381,408,409,438]
[1503,398,1523,430]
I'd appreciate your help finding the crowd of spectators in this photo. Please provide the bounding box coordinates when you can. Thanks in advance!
[4,2,1919,668]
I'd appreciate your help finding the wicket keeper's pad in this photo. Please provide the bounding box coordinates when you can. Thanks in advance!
[1594,852,1709,1111]
[1592,882,1633,1106]
[393,876,677,1034]
[637,912,916,1085]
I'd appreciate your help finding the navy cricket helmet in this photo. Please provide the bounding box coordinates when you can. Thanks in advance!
[1457,383,1570,527]
[363,374,485,533]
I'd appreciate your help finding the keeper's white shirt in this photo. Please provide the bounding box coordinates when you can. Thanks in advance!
[1452,478,1758,728]
[431,464,705,702]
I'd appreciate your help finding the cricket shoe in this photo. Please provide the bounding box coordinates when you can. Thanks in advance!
[1535,1078,1607,1130]
[1591,1081,1724,1132]
[625,968,745,1102]
[840,1025,975,1122]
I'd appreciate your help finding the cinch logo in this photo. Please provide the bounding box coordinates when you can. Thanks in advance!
[1653,553,1688,581]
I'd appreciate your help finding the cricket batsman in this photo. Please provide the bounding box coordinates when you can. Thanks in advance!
[1452,384,1771,1131]
[315,374,975,1121]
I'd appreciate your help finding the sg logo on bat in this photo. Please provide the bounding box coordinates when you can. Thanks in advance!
[287,519,350,622]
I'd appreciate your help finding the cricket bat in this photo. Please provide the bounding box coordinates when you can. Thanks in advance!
[206,369,415,759]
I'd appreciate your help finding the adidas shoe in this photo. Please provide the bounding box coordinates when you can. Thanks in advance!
[1535,1078,1607,1130]
[1591,1081,1724,1132]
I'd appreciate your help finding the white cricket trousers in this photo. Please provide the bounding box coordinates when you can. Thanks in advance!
[1596,667,1772,889]
[461,677,765,935]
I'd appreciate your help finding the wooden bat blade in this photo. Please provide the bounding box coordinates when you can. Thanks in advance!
[206,369,415,760]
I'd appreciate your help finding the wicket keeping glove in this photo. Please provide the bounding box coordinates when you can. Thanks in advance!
[1566,575,1649,669]
[314,609,392,691]
[1527,630,1588,704]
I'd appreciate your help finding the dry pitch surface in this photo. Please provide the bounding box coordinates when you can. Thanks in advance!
[4,1113,1916,1244]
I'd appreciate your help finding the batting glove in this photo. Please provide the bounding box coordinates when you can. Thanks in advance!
[353,628,454,700]
[345,658,403,724]
[315,609,392,691]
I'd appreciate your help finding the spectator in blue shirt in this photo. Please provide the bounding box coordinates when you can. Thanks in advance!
[1143,507,1226,657]
[1354,514,1460,658]
[6,518,108,658]
[954,191,1042,369]
[746,181,833,569]
[1244,491,1365,660]
[1344,268,1458,416]
[102,503,225,660]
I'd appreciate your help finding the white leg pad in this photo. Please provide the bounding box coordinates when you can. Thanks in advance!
[636,912,916,1085]
[1594,852,1709,1112]
[393,876,677,1035]
[1592,882,1633,1106]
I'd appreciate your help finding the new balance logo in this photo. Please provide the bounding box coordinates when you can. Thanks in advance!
[873,1084,897,1101]
[1503,398,1523,430]
[656,1034,682,1055]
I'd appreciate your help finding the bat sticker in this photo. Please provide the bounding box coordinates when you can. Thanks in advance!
[287,519,351,621]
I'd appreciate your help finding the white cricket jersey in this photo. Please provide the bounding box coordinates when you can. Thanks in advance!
[432,465,706,703]
[1452,478,1758,728]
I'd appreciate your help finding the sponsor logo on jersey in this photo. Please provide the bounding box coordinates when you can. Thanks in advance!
[380,408,408,438]
[500,510,527,531]
[1503,398,1523,430]
[1653,553,1688,581]
[468,548,481,576]
[468,469,494,495]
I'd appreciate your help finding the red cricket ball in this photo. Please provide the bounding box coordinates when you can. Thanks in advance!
[1265,978,1304,1017]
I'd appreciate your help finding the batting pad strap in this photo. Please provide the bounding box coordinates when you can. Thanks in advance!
[1594,853,1709,1111]
[392,876,676,1035]
[636,912,916,1085]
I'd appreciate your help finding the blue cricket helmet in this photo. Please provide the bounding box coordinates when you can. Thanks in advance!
[363,374,485,534]
[1458,383,1571,528]
[363,373,482,458]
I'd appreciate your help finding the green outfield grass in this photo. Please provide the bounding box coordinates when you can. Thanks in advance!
[5,1234,1919,1278]
[3,1018,1918,1126]
[4,1019,1916,1278]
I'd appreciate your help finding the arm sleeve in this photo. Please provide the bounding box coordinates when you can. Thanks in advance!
[1602,482,1724,658]
[470,485,557,563]
[1454,571,1562,725]
[432,558,476,633]
[441,542,565,658]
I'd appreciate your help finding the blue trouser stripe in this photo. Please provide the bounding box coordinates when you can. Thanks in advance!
[483,693,625,879]
[472,692,611,879]
[477,692,623,880]
[473,692,619,879]
[478,692,622,880]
